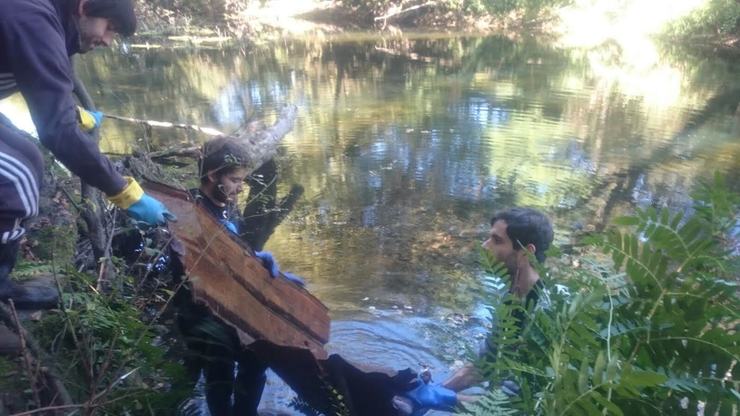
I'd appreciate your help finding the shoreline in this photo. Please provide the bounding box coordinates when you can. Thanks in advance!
[130,2,738,59]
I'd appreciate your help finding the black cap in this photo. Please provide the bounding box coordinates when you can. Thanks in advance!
[82,0,137,37]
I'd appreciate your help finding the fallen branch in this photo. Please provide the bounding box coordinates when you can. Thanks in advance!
[104,114,225,137]
[8,301,41,409]
[374,1,437,22]
[147,146,201,161]
[236,104,298,173]
[140,105,298,176]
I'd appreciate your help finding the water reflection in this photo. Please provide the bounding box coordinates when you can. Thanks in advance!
[77,32,736,313]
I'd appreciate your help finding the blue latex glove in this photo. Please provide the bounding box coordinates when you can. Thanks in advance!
[282,271,306,287]
[126,194,177,226]
[220,219,238,235]
[403,375,457,412]
[90,110,104,127]
[255,251,279,278]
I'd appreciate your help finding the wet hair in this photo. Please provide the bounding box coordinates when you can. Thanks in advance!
[82,0,137,37]
[491,207,554,263]
[199,136,250,184]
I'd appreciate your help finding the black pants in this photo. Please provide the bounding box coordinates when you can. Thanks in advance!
[0,114,44,244]
[177,305,267,416]
[0,239,19,281]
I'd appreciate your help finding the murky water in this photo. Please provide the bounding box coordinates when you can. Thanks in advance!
[3,32,738,414]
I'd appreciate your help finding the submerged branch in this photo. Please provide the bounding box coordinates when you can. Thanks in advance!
[374,1,438,22]
[104,113,225,137]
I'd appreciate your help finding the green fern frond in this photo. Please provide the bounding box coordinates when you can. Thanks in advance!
[12,260,54,278]
[459,388,518,416]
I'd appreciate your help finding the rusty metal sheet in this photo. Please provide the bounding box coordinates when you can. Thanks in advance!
[144,181,330,359]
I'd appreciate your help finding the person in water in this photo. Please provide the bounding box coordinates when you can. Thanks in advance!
[396,207,554,414]
[174,136,303,416]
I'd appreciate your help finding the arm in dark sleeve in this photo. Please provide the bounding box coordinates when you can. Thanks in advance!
[3,4,126,196]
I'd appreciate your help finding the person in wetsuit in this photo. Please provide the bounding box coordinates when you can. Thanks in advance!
[442,207,553,392]
[174,136,269,416]
[396,207,554,414]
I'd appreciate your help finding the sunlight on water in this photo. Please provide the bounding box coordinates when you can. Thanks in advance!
[0,94,36,137]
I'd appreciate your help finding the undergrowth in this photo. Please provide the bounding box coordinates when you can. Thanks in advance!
[463,172,739,415]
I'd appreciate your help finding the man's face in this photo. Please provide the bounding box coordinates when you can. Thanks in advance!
[482,220,520,275]
[77,16,116,53]
[213,167,248,204]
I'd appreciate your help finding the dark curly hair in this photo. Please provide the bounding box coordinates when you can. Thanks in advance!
[198,136,251,183]
[491,207,554,263]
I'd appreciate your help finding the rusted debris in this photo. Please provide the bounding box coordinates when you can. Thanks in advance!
[146,181,418,414]
[145,181,331,359]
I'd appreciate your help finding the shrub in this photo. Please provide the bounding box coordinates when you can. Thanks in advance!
[464,172,739,415]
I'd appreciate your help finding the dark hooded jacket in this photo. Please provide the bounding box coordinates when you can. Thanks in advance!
[0,0,126,195]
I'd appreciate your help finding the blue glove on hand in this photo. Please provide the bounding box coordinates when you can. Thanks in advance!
[76,106,104,131]
[90,110,104,127]
[220,219,238,235]
[255,251,280,278]
[127,194,177,226]
[282,271,306,287]
[254,252,306,286]
[403,375,457,412]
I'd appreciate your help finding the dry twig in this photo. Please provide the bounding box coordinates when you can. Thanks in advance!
[8,300,42,409]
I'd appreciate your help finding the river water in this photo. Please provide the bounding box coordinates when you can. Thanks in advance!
[5,32,738,413]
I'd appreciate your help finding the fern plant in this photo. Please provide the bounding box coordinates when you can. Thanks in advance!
[463,173,739,416]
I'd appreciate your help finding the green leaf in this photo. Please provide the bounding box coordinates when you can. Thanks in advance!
[578,357,589,393]
[593,351,606,386]
[622,367,667,387]
[612,216,640,226]
[591,390,624,416]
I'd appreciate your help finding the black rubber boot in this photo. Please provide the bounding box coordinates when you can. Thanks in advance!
[0,240,58,310]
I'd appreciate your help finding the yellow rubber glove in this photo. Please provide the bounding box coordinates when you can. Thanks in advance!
[76,106,103,131]
[108,176,144,209]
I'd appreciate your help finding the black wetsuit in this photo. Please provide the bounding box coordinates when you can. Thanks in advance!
[174,189,267,416]
[479,279,545,357]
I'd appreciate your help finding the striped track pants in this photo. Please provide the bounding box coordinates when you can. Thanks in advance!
[0,114,43,244]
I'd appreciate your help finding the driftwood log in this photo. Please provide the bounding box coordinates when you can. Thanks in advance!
[126,104,297,175]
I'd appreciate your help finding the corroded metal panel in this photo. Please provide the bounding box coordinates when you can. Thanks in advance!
[145,181,329,359]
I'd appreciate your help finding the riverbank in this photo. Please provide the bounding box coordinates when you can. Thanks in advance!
[131,0,739,59]
[133,0,561,45]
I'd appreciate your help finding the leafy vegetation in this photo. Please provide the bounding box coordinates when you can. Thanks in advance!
[336,0,570,25]
[662,0,740,42]
[26,268,189,414]
[464,172,739,415]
